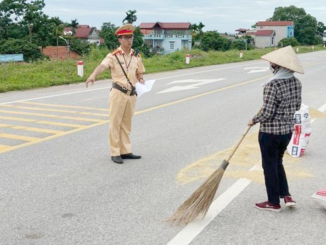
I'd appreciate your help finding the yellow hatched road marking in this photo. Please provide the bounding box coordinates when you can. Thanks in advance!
[0,133,40,142]
[0,116,84,128]
[0,120,109,153]
[0,75,274,154]
[0,116,34,122]
[2,104,109,117]
[0,144,11,150]
[21,101,109,112]
[0,109,106,123]
[0,123,62,134]
[36,121,83,128]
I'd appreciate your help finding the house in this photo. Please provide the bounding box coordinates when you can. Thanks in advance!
[139,22,192,54]
[63,25,104,45]
[235,28,249,37]
[254,21,294,48]
[254,30,276,48]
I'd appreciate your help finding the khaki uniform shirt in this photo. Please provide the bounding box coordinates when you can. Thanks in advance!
[101,47,145,90]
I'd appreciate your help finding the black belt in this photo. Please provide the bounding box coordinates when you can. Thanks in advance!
[112,83,137,96]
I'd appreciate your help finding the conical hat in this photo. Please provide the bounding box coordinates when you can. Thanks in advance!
[261,46,304,74]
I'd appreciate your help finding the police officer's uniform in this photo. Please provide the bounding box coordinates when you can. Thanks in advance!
[100,24,145,162]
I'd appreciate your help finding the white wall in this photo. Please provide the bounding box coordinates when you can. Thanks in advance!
[255,36,272,49]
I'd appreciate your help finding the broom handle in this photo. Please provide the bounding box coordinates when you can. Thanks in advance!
[225,126,252,162]
[225,108,262,162]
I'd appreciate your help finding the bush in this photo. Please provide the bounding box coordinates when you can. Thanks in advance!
[230,40,246,50]
[0,39,45,62]
[84,46,110,62]
[278,37,300,47]
[69,38,91,56]
[200,31,232,51]
[135,43,152,58]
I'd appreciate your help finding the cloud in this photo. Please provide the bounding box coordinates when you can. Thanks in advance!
[43,0,326,33]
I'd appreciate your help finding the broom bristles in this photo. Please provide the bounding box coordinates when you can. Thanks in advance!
[167,126,251,225]
[167,166,226,225]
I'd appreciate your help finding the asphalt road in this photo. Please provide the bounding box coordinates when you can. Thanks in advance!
[1,50,326,245]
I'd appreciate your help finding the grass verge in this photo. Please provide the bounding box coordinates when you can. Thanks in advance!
[0,45,324,93]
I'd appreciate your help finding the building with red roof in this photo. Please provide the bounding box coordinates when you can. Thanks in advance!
[234,21,294,48]
[235,28,250,36]
[255,21,294,48]
[63,25,104,45]
[139,22,192,54]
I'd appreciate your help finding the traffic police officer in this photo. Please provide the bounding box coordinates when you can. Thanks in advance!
[85,24,145,164]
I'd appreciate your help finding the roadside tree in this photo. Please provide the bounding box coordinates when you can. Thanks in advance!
[0,39,44,62]
[200,31,232,51]
[270,5,325,45]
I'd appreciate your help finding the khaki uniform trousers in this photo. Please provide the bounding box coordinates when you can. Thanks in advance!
[109,88,137,156]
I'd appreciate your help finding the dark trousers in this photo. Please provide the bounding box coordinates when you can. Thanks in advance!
[258,132,292,204]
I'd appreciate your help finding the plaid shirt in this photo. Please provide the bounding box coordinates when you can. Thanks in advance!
[253,76,302,135]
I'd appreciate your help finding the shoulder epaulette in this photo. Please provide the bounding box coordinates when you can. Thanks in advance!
[133,50,141,57]
[111,49,121,55]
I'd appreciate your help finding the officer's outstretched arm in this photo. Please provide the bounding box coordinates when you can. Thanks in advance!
[85,64,107,88]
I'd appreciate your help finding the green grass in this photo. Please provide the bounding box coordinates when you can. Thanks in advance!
[0,45,325,93]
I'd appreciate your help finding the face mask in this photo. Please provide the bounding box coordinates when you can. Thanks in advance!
[270,64,278,73]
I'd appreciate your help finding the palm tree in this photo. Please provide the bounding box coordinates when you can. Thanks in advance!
[53,23,65,59]
[122,10,137,24]
[70,19,79,29]
[70,19,79,34]
[198,22,205,36]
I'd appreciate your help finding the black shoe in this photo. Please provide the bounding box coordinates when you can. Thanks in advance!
[111,156,123,164]
[121,153,141,159]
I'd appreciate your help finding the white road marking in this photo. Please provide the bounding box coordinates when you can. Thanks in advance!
[168,79,223,84]
[310,103,326,123]
[319,103,326,112]
[249,165,263,171]
[0,87,111,105]
[167,178,252,245]
[0,62,261,105]
[168,103,326,244]
[244,67,269,73]
[158,79,225,94]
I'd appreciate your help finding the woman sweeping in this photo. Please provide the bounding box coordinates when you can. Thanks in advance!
[248,46,303,212]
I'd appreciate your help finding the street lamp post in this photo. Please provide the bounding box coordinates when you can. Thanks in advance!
[28,23,33,42]
[243,39,248,50]
[59,36,70,59]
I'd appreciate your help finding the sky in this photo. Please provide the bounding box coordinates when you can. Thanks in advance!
[43,0,326,33]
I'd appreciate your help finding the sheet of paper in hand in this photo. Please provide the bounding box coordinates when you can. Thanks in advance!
[135,80,156,97]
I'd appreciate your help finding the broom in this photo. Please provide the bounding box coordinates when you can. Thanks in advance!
[167,125,252,225]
